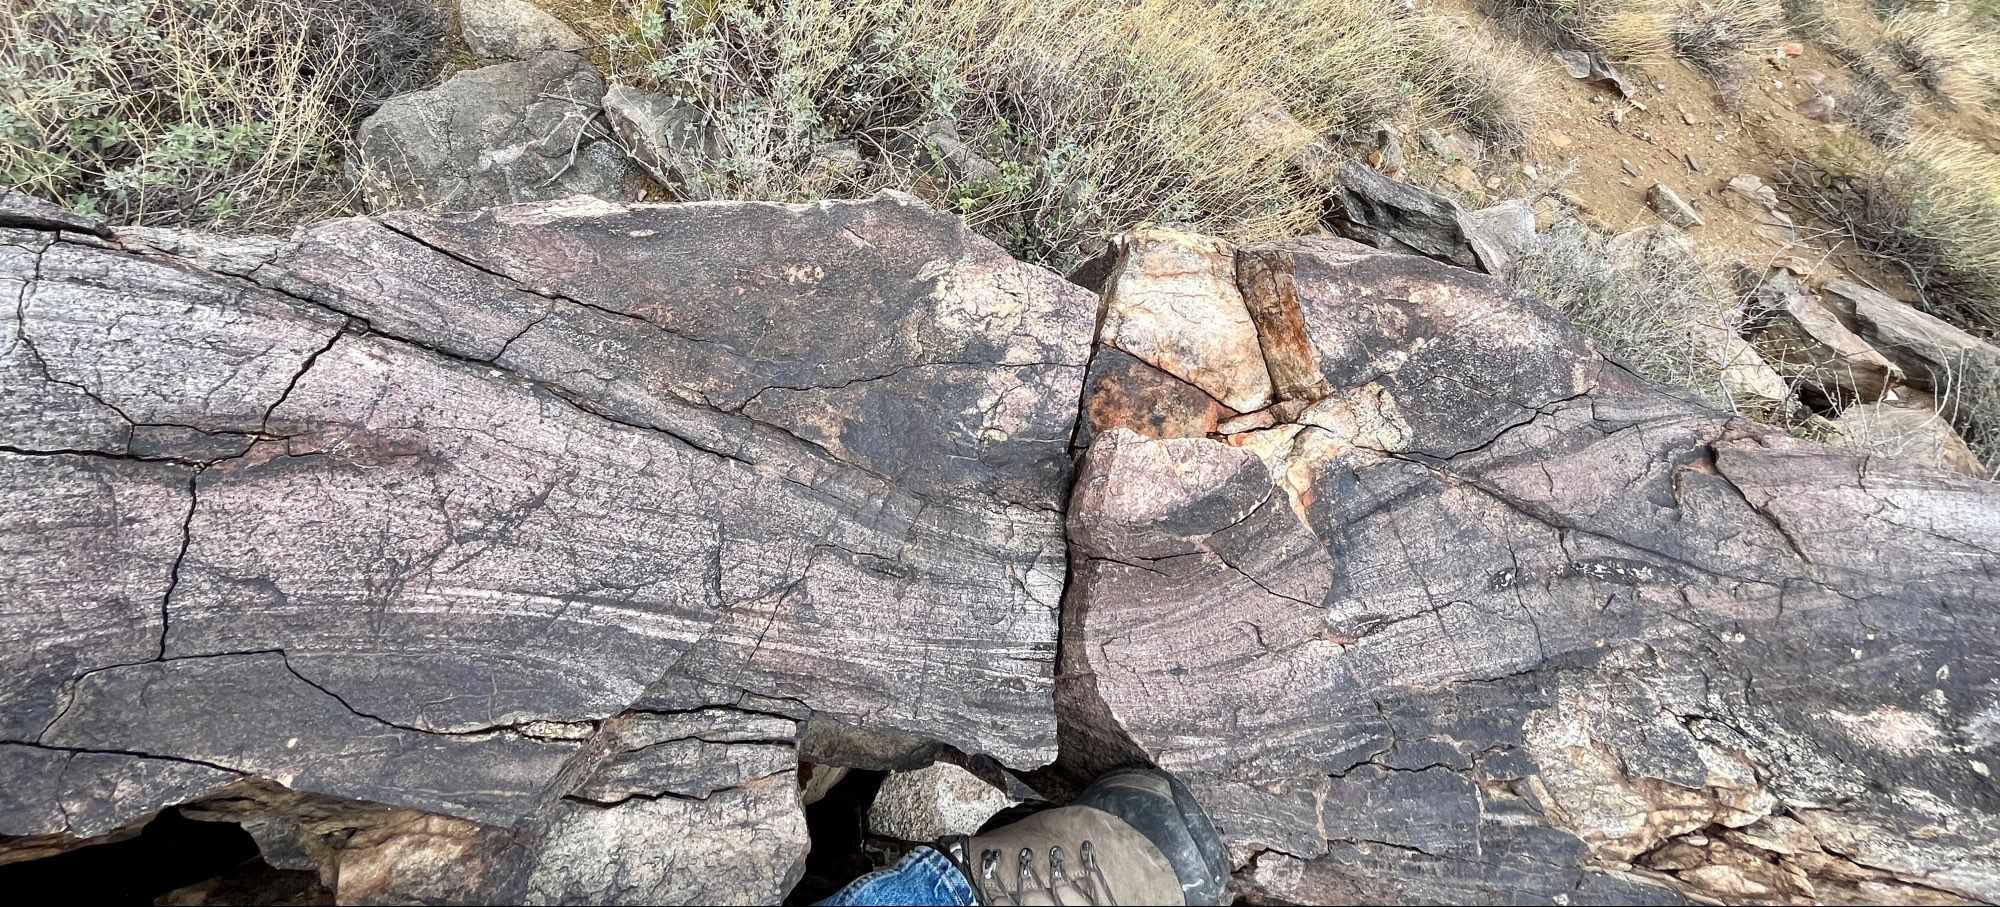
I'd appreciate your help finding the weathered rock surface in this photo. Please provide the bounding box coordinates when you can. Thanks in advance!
[868,762,1020,842]
[1063,229,2000,905]
[353,52,643,211]
[460,0,589,60]
[602,84,721,200]
[1746,270,1903,406]
[5,193,2000,905]
[0,193,1091,901]
[1820,279,2000,391]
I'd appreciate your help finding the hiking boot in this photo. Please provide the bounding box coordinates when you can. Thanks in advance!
[938,766,1229,906]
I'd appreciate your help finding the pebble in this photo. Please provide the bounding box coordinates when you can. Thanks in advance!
[1621,159,1640,177]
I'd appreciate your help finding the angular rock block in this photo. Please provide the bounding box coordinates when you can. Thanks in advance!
[352,52,643,211]
[0,194,1093,902]
[1064,232,2000,905]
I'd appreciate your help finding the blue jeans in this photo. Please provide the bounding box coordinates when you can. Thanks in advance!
[815,846,978,906]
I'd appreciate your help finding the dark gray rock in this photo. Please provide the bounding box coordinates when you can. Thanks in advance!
[1064,230,2000,905]
[0,189,108,236]
[1322,162,1518,276]
[602,84,721,200]
[352,52,643,211]
[0,193,1093,901]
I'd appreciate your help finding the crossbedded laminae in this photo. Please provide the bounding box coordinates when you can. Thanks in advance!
[0,194,1093,901]
[1065,230,2000,904]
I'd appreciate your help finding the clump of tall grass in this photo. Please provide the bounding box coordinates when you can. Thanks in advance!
[1487,0,1792,73]
[1882,5,2000,107]
[1,0,443,229]
[1672,0,1787,72]
[604,0,1536,269]
[1781,130,2000,339]
[1507,221,1773,414]
[1482,0,1677,59]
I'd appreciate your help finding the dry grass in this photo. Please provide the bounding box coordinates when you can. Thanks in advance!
[1782,130,2000,339]
[1506,221,1783,415]
[1487,0,1794,71]
[1887,129,2000,330]
[1882,4,2000,107]
[1482,0,1676,59]
[1,0,443,229]
[604,0,1539,268]
[1938,353,2000,477]
[1671,0,1788,71]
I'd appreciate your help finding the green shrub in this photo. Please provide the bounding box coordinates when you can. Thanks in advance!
[1,0,443,229]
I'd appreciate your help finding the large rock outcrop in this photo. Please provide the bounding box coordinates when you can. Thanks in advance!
[3,197,1998,905]
[1065,228,2000,905]
[0,193,1091,901]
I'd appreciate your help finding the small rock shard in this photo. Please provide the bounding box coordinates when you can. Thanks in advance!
[1647,182,1704,227]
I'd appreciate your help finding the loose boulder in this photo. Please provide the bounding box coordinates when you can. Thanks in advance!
[1819,279,2000,391]
[353,52,643,211]
[1828,399,1989,478]
[1744,270,1903,406]
[460,0,588,60]
[602,84,722,200]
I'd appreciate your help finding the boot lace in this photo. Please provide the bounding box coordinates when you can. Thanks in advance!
[980,840,1117,906]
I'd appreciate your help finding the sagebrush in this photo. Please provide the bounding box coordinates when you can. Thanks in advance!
[1,0,442,229]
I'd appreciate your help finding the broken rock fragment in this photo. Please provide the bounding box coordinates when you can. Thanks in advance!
[353,52,643,210]
[1099,225,1275,413]
[868,762,1022,842]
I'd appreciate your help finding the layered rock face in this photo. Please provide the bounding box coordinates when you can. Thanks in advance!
[3,196,1997,905]
[0,194,1089,901]
[1066,229,2000,904]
